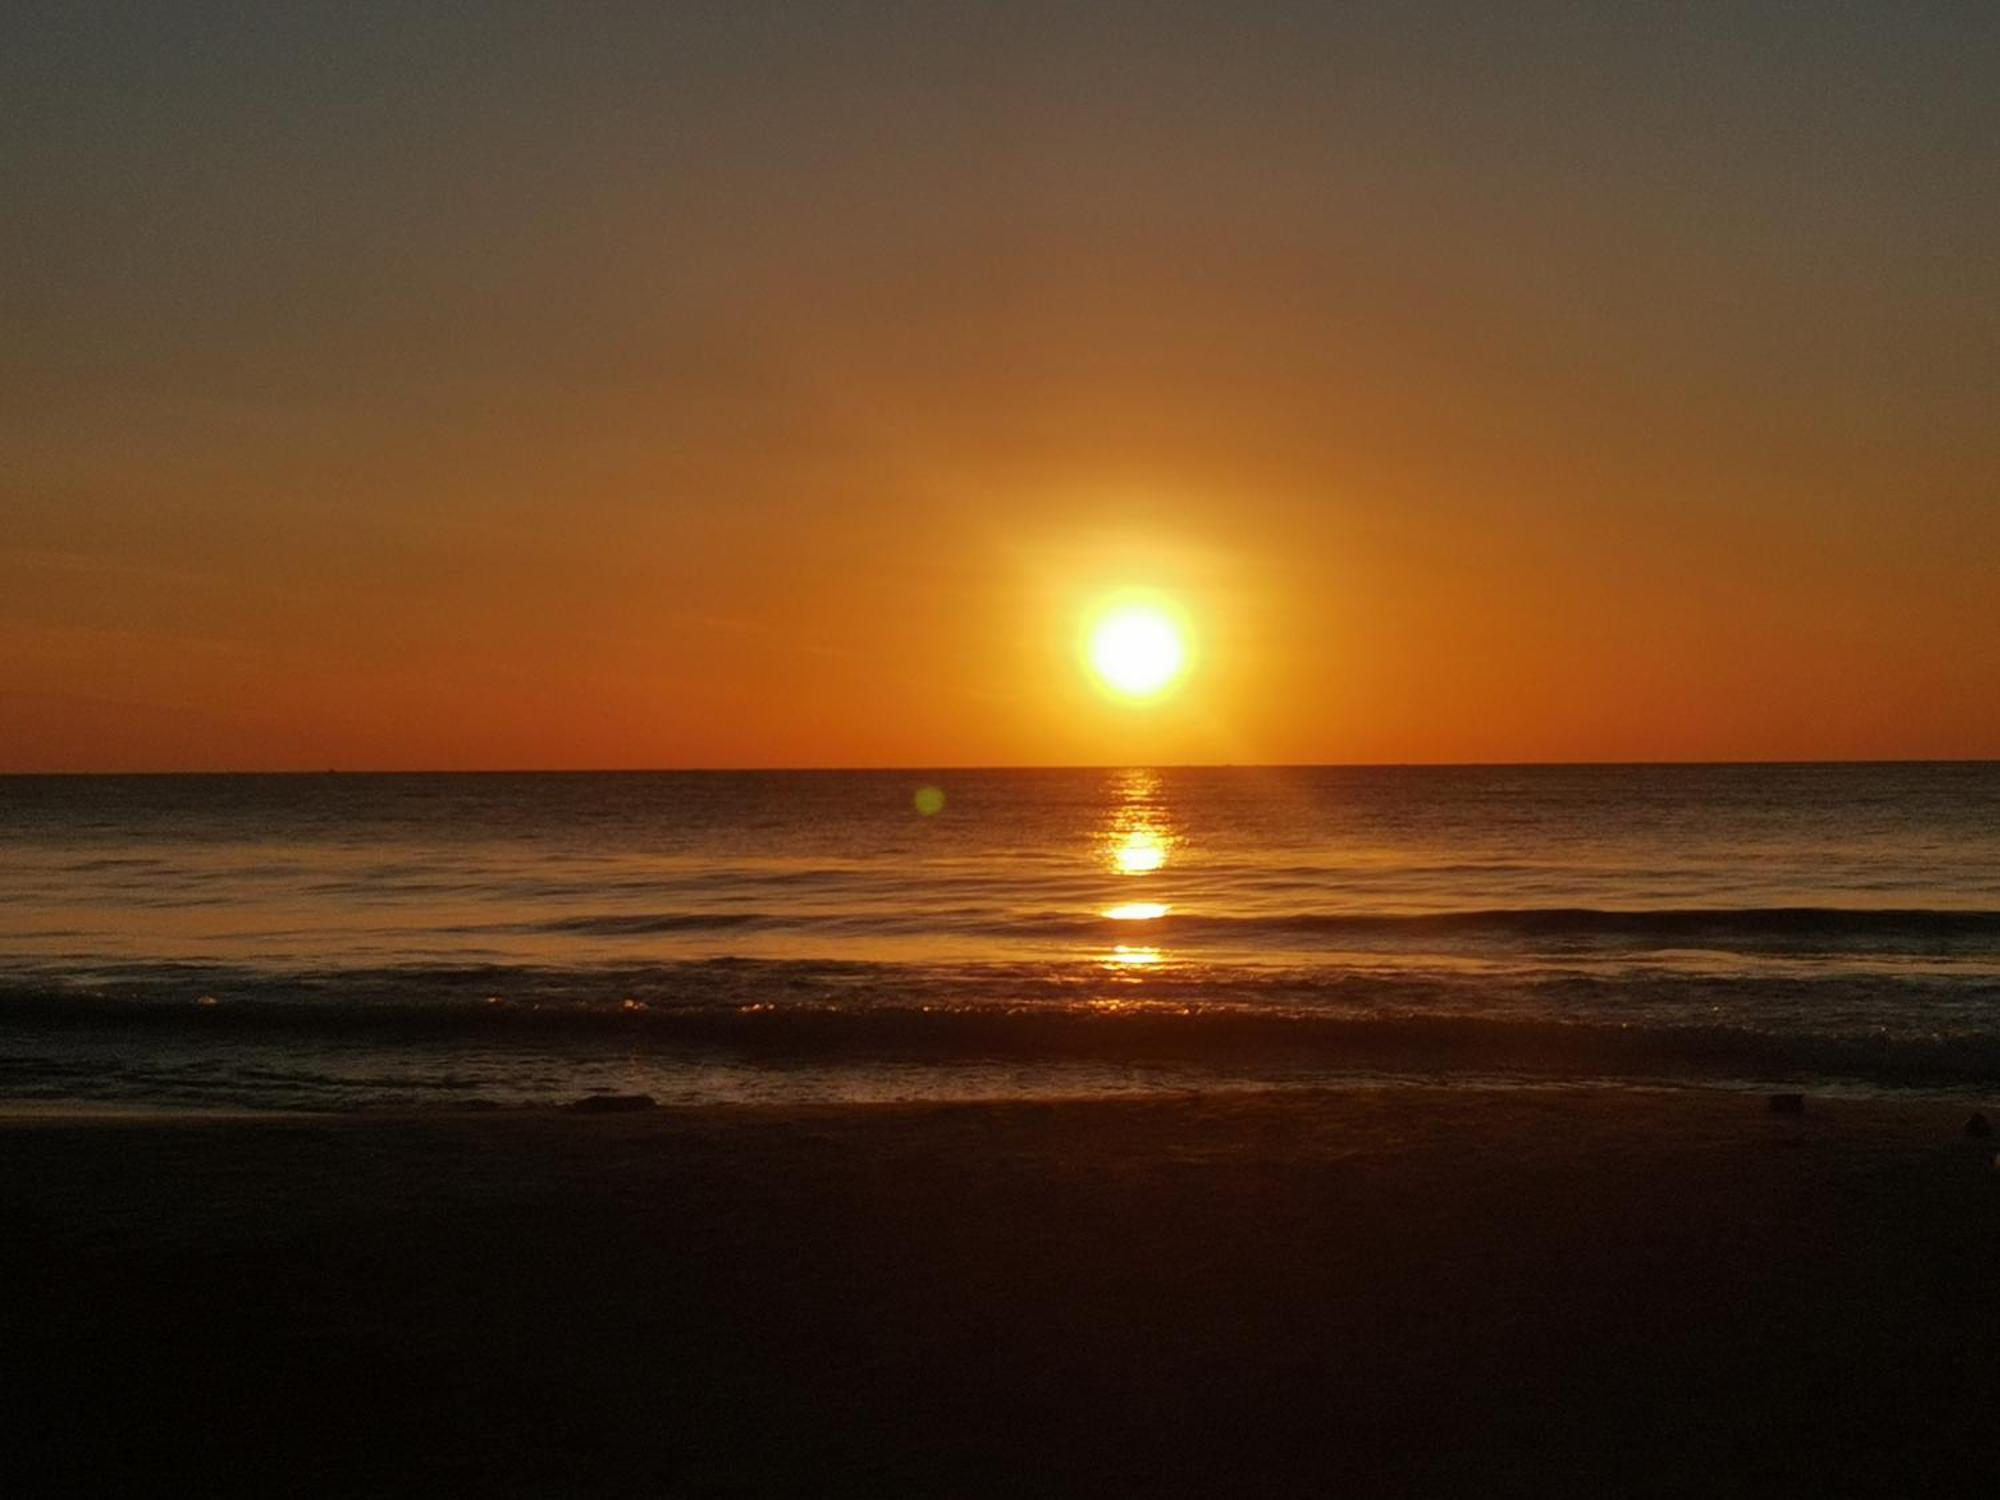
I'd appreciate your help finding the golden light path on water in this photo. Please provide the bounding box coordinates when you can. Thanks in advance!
[1099,769,1177,971]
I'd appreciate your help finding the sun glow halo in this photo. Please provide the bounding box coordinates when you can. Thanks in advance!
[1086,602,1188,702]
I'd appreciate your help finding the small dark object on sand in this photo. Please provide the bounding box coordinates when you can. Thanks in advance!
[1768,1093,1806,1116]
[1965,1112,1993,1139]
[571,1093,657,1114]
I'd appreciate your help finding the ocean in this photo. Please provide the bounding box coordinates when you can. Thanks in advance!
[3,764,1998,1110]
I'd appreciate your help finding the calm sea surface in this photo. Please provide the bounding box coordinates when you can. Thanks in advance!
[4,765,1999,1109]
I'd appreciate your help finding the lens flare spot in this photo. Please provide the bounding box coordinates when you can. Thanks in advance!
[913,785,946,816]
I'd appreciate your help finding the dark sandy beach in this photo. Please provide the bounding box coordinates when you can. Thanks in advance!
[8,1086,2000,1496]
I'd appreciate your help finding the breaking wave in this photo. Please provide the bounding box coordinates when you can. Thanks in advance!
[510,906,2000,955]
[6,954,2000,1104]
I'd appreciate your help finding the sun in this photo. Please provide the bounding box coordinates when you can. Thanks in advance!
[1086,600,1189,702]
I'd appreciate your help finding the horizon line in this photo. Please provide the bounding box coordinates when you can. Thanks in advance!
[4,757,1999,778]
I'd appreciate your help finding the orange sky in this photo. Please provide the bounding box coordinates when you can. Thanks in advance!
[4,4,1996,770]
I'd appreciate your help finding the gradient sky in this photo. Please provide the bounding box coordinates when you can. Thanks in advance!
[4,2,1995,769]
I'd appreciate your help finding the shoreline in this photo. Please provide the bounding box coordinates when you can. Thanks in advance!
[4,1067,1996,1122]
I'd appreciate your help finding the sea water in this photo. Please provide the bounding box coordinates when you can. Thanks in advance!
[3,764,1998,1109]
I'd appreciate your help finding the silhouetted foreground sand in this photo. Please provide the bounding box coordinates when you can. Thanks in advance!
[8,1087,2000,1496]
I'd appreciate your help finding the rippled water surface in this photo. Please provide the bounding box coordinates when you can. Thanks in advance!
[4,765,1999,1107]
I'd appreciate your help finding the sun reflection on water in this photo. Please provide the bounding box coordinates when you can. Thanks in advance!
[1112,829,1167,874]
[1103,901,1169,922]
[1095,771,1183,966]
[1106,944,1163,967]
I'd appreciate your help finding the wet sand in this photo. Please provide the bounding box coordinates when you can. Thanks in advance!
[7,1085,2000,1495]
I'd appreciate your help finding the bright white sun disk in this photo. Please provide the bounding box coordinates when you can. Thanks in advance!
[1089,607,1186,699]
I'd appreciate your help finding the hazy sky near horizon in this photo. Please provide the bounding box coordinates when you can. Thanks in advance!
[4,2,1996,769]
